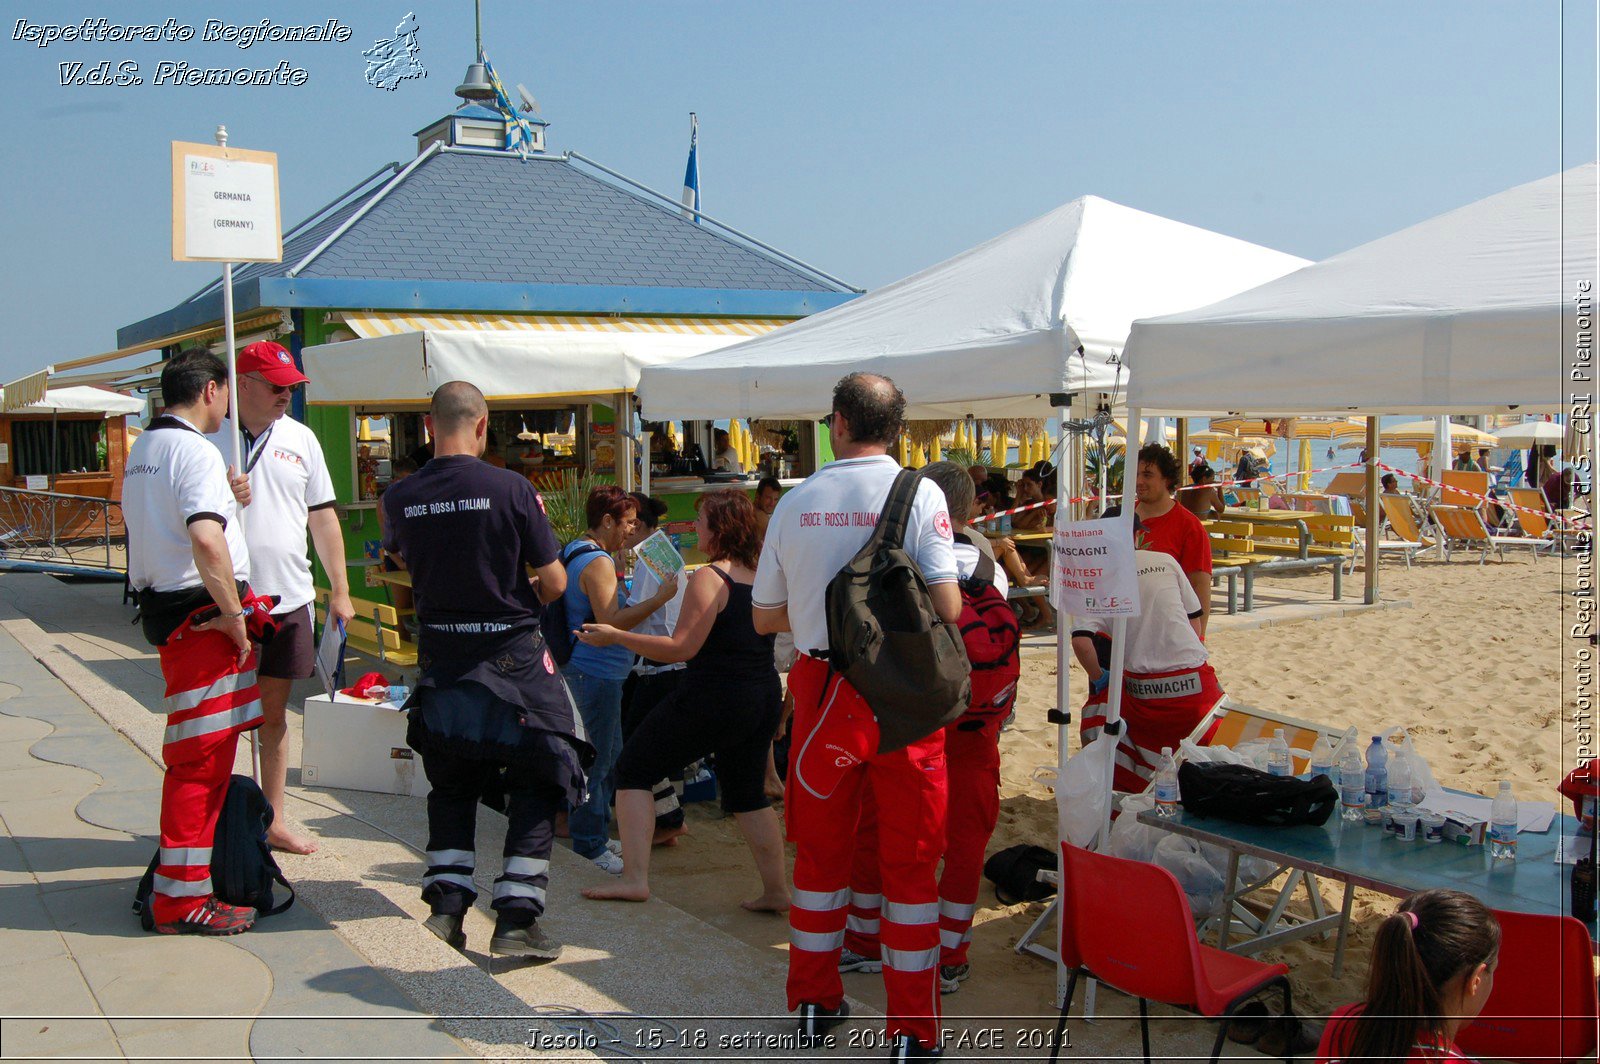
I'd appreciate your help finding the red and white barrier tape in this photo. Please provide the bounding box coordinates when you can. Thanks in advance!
[1377,463,1590,529]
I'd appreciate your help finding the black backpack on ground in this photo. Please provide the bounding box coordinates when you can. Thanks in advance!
[540,540,608,667]
[132,774,295,929]
[984,844,1059,905]
[1177,761,1338,828]
[824,469,972,754]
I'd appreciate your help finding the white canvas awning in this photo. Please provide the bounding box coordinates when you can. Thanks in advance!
[0,386,144,417]
[302,314,786,406]
[638,195,1310,421]
[1124,163,1598,416]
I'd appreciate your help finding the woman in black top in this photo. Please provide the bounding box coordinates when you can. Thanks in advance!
[575,490,788,912]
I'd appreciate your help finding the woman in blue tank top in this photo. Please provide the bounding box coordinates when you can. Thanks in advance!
[575,491,786,912]
[560,487,678,871]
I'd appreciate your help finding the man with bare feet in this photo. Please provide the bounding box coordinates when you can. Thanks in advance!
[214,341,350,854]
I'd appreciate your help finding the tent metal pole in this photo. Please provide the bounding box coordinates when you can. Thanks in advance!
[1094,406,1141,850]
[1364,417,1380,604]
[1051,398,1072,1008]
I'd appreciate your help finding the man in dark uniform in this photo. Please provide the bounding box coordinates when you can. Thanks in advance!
[382,381,589,958]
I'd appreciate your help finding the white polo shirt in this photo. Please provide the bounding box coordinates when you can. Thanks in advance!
[953,533,1009,599]
[207,415,335,613]
[753,454,957,653]
[124,414,250,593]
[1070,549,1206,674]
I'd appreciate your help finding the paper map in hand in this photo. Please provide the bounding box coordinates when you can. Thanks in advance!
[634,529,685,582]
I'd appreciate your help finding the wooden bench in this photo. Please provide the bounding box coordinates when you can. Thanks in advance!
[314,587,418,672]
[1238,514,1357,602]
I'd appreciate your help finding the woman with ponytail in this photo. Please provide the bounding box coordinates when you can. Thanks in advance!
[1317,889,1501,1063]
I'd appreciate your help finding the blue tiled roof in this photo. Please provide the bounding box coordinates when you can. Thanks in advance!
[299,151,837,291]
[120,147,854,346]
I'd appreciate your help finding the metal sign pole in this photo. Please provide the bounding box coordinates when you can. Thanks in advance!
[214,125,254,782]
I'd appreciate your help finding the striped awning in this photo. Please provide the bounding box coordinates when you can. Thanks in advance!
[338,310,786,341]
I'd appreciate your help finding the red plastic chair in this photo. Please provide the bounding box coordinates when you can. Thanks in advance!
[1049,843,1291,1064]
[1455,909,1598,1063]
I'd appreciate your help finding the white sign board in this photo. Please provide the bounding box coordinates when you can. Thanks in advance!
[1050,514,1141,617]
[171,141,282,263]
[25,475,49,491]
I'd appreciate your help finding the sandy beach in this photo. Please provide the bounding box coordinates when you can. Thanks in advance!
[633,553,1573,1029]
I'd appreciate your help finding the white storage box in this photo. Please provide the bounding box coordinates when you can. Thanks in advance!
[300,693,429,798]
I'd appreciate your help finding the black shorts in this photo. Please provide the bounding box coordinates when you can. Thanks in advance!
[258,603,314,680]
[615,672,782,814]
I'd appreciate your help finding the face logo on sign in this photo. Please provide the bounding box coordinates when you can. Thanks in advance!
[933,511,952,538]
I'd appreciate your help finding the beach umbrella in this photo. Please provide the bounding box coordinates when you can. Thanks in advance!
[1208,415,1365,440]
[1370,420,1499,452]
[1492,420,1565,447]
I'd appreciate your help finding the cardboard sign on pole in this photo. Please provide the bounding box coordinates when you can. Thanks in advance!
[1050,514,1140,617]
[171,141,282,263]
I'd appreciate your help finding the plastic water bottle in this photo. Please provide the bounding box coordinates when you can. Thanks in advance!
[1308,733,1336,784]
[1154,747,1180,818]
[1364,736,1388,809]
[1388,753,1413,816]
[1266,729,1292,778]
[1489,781,1518,861]
[1339,744,1367,821]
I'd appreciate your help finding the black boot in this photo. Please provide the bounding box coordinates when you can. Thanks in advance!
[423,911,465,951]
[888,1034,943,1060]
[490,912,563,959]
[796,999,851,1040]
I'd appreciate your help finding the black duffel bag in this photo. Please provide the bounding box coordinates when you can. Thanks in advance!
[1177,761,1338,828]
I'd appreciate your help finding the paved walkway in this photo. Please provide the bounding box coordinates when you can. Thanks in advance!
[0,616,469,1061]
[0,573,1284,1062]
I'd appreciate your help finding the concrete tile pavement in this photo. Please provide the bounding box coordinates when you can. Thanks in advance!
[0,572,1290,1062]
[0,609,471,1063]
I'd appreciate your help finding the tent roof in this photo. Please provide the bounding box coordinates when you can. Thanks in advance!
[1,386,144,416]
[1124,163,1598,415]
[638,195,1310,421]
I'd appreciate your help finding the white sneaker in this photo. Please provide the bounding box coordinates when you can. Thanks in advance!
[589,849,624,875]
[604,839,623,856]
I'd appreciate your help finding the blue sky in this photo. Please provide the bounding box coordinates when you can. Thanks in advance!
[0,1,1593,385]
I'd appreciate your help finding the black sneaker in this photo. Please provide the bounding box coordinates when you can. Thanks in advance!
[888,1034,943,1060]
[423,911,465,951]
[796,999,851,1039]
[490,914,563,960]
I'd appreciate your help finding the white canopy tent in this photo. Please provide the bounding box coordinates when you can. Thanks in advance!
[638,195,1310,422]
[1124,163,1597,416]
[0,386,144,417]
[301,326,771,408]
[1100,164,1599,859]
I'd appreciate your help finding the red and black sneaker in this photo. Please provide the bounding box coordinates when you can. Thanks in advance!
[153,897,256,936]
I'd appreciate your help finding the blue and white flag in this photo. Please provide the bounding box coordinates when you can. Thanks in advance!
[481,52,538,153]
[681,113,700,223]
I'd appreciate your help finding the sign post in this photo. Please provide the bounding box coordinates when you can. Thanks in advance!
[171,127,283,475]
[171,127,282,780]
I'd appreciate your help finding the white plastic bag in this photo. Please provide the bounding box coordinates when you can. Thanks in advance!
[1153,834,1225,913]
[1383,727,1436,804]
[1109,793,1161,864]
[1058,733,1117,848]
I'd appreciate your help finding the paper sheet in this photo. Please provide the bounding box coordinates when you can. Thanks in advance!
[634,529,685,583]
[1414,789,1557,834]
[313,618,346,697]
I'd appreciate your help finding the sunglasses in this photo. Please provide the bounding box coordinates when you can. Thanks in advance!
[245,375,298,396]
[818,413,836,427]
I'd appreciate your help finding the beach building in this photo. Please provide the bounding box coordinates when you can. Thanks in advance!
[81,63,856,598]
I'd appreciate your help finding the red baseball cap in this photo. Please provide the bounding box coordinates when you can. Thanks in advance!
[237,341,309,386]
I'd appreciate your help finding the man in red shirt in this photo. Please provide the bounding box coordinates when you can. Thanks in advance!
[1134,443,1213,637]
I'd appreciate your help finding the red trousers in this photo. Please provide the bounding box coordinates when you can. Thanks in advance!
[1080,662,1222,793]
[785,654,947,1048]
[151,604,266,923]
[845,717,1002,970]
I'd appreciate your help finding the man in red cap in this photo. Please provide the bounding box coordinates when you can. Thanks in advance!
[213,340,354,853]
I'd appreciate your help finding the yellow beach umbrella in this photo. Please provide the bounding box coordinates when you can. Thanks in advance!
[1209,415,1365,440]
[929,436,943,463]
[1346,420,1499,453]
